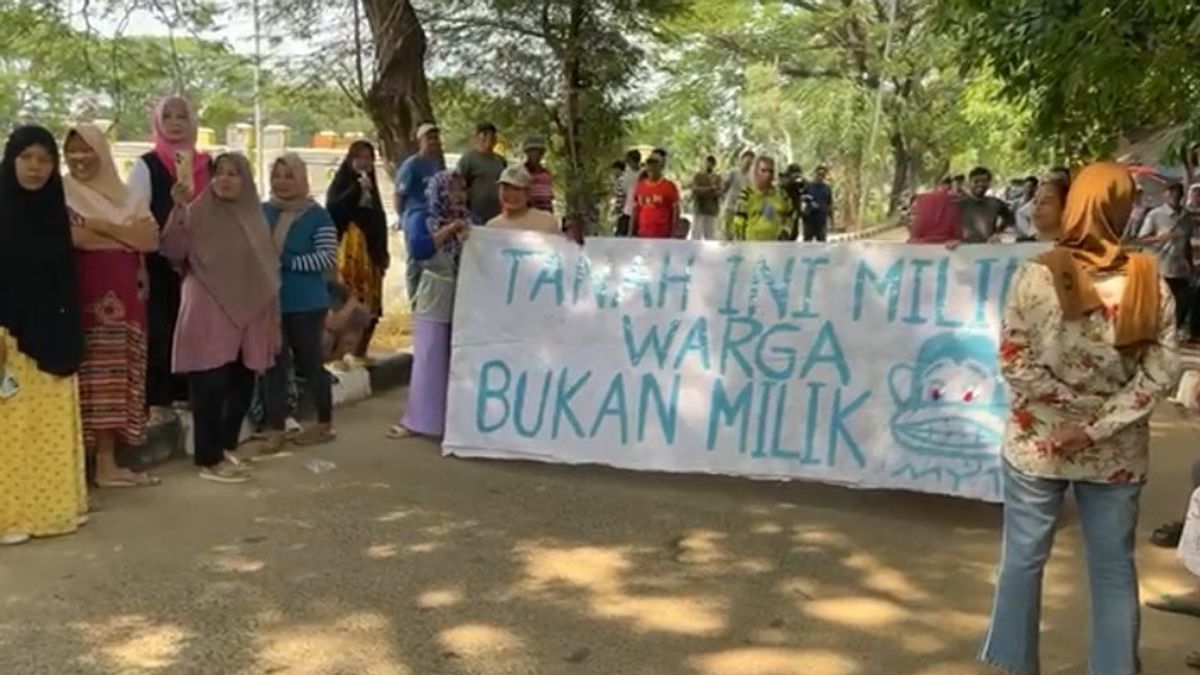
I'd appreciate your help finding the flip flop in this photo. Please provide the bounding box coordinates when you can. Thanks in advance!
[95,472,160,488]
[293,427,336,447]
[1188,651,1200,669]
[387,425,415,440]
[1152,521,1185,547]
[1147,594,1200,618]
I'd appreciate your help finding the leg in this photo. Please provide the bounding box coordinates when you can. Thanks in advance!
[355,317,379,359]
[219,361,257,454]
[189,365,231,468]
[290,311,335,445]
[262,318,293,433]
[145,261,175,409]
[979,462,1068,675]
[1167,277,1190,329]
[1074,480,1142,675]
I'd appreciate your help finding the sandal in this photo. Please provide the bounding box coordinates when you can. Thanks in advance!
[387,425,415,439]
[1188,651,1200,669]
[293,425,336,447]
[95,471,160,488]
[1147,594,1200,618]
[0,532,30,546]
[1152,521,1185,548]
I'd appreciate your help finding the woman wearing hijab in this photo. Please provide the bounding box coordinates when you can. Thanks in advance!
[0,126,89,545]
[325,141,389,361]
[161,153,280,484]
[258,153,338,451]
[64,123,160,488]
[388,169,472,439]
[127,95,212,423]
[906,187,962,246]
[980,163,1180,675]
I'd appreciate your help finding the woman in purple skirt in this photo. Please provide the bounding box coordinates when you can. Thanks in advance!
[389,170,474,438]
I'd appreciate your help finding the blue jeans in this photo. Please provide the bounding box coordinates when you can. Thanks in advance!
[980,462,1142,675]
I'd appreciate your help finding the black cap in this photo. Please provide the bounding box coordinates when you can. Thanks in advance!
[475,121,497,134]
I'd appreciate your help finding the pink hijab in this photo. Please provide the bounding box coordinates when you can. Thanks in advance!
[908,189,963,244]
[186,153,280,328]
[152,95,211,194]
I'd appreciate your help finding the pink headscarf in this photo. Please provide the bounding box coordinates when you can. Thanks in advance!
[908,190,963,244]
[152,95,211,195]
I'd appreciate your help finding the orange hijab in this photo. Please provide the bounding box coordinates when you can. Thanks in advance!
[1037,162,1160,348]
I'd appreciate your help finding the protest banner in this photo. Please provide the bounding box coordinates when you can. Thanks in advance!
[444,228,1041,502]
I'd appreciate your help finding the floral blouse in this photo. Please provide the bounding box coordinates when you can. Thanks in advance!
[1000,262,1180,484]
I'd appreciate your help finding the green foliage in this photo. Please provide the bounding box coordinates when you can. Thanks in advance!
[942,0,1200,158]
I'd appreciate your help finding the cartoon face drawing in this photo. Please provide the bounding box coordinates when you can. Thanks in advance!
[887,333,1007,461]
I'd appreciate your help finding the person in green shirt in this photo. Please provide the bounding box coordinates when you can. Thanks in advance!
[733,156,792,241]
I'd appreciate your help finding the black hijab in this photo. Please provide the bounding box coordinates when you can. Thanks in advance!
[0,126,84,376]
[325,140,389,269]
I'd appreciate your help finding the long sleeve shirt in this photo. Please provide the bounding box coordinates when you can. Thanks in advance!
[1000,262,1180,484]
[263,203,337,314]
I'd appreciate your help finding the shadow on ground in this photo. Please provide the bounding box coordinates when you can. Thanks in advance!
[0,394,1197,675]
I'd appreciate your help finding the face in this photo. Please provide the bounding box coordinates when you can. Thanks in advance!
[969,173,991,198]
[350,146,374,173]
[1032,182,1065,239]
[815,167,828,182]
[645,160,663,179]
[705,158,716,172]
[499,183,529,211]
[525,147,545,165]
[160,99,191,143]
[754,161,775,189]
[271,161,303,199]
[1023,181,1038,200]
[63,133,101,182]
[420,131,443,155]
[1169,188,1185,209]
[14,143,55,191]
[449,175,468,207]
[212,158,244,200]
[475,131,497,153]
[739,154,754,171]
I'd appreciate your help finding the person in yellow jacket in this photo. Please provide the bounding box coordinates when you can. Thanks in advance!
[733,156,792,241]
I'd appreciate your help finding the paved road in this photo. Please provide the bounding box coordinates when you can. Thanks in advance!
[2,389,1198,675]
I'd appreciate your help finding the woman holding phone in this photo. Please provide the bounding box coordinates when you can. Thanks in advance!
[325,141,388,361]
[161,153,280,484]
[0,126,89,545]
[127,95,212,423]
[64,123,160,488]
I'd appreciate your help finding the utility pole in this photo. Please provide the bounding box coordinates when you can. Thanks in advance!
[252,0,266,190]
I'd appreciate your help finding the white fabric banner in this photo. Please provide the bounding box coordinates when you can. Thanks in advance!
[444,228,1041,502]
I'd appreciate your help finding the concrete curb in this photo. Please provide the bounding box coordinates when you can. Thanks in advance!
[827,223,901,242]
[117,352,414,470]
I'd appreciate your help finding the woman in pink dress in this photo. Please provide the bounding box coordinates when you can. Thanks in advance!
[161,153,280,484]
[65,123,160,488]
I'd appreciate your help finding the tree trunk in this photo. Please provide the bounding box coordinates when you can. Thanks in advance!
[360,0,436,168]
[888,130,910,216]
[560,0,587,218]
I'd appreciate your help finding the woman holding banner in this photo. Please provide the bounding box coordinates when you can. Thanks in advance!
[388,169,472,439]
[979,162,1179,675]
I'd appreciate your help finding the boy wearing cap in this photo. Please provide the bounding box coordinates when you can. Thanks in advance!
[487,165,559,234]
[457,121,507,223]
[522,136,555,213]
[631,153,680,239]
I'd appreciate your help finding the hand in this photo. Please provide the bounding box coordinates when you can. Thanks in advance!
[945,239,961,251]
[357,174,372,190]
[171,182,193,207]
[1049,423,1091,456]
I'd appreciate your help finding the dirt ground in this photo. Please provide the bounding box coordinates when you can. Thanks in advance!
[2,389,1199,675]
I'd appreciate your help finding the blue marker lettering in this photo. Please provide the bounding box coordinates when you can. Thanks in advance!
[719,255,744,316]
[502,248,536,305]
[720,316,763,378]
[707,378,752,453]
[792,256,829,319]
[623,315,682,368]
[903,258,934,325]
[828,388,870,467]
[658,254,695,312]
[754,322,801,380]
[589,374,629,443]
[476,360,512,433]
[638,373,680,444]
[552,368,592,439]
[852,258,904,322]
[799,321,850,386]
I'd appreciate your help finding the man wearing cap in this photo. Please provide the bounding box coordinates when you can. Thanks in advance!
[487,165,559,234]
[395,122,445,301]
[522,136,555,213]
[631,153,680,239]
[456,121,507,223]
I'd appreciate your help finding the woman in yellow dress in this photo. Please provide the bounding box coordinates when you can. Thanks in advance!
[0,126,88,545]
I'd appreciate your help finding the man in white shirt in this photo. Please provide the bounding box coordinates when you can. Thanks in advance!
[487,166,560,234]
[617,149,641,236]
[1012,175,1039,242]
[721,149,755,240]
[1139,182,1194,328]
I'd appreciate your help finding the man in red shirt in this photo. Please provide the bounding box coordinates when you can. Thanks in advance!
[631,154,679,239]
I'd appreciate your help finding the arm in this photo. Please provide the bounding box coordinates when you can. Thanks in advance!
[72,225,125,251]
[159,206,192,264]
[406,213,439,262]
[1082,278,1181,442]
[671,184,681,234]
[87,216,159,253]
[125,159,152,208]
[629,183,641,237]
[285,215,338,273]
[998,264,1086,403]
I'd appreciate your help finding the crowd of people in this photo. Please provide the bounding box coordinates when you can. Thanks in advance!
[5,99,1200,670]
